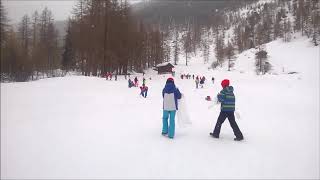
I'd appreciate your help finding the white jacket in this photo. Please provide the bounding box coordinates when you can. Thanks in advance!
[163,93,176,111]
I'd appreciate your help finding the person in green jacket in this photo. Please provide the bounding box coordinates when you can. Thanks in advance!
[210,79,244,141]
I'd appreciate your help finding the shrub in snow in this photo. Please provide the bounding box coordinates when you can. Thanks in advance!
[255,49,271,75]
[211,61,220,69]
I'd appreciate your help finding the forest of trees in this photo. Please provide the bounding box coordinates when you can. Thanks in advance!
[62,0,166,76]
[1,1,60,81]
[135,0,319,72]
[1,0,319,82]
[1,0,165,81]
[224,0,319,73]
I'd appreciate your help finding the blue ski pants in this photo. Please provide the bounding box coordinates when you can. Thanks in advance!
[140,89,148,98]
[162,110,176,138]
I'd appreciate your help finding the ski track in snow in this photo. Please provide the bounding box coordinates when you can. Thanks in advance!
[1,37,319,179]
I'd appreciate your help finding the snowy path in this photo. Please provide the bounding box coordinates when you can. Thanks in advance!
[1,73,319,179]
[1,38,319,178]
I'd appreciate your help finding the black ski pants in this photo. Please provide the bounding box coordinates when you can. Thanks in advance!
[213,111,243,139]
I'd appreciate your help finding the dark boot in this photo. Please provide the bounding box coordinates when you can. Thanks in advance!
[210,133,219,138]
[234,137,244,141]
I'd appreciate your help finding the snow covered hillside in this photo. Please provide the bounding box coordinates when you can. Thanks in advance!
[1,37,319,179]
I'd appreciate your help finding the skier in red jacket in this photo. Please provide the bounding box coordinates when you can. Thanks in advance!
[140,84,148,98]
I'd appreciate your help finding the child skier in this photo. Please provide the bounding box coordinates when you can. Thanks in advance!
[134,77,138,87]
[210,79,244,141]
[140,84,148,98]
[142,77,146,86]
[128,79,134,88]
[162,77,182,139]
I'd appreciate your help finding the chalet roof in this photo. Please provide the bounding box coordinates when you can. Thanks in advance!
[156,62,174,68]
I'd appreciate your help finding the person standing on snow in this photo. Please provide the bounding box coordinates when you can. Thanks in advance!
[142,77,146,86]
[195,76,199,89]
[140,84,148,98]
[210,79,244,141]
[162,77,182,139]
[134,77,138,87]
[105,72,109,80]
[128,78,134,88]
[200,76,205,88]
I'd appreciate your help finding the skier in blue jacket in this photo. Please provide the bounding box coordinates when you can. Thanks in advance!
[162,77,182,139]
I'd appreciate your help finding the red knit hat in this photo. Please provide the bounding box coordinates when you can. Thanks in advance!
[167,77,174,82]
[221,79,230,88]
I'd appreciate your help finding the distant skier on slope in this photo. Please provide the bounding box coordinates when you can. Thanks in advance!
[128,78,134,88]
[200,76,205,88]
[105,72,109,80]
[140,84,148,98]
[142,77,146,86]
[162,77,182,139]
[195,76,199,89]
[210,79,244,141]
[134,77,139,87]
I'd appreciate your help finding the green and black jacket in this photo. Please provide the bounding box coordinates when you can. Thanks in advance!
[217,86,235,112]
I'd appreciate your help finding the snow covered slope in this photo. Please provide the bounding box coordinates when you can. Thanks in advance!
[235,36,319,76]
[1,37,319,179]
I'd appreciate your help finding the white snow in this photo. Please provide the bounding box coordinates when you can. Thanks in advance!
[156,62,173,67]
[1,37,319,179]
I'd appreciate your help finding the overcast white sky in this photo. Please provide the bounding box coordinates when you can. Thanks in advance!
[3,0,142,24]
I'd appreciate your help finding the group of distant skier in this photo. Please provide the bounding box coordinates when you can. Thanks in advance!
[104,72,117,81]
[195,76,206,88]
[180,74,193,79]
[128,76,149,98]
[180,73,215,89]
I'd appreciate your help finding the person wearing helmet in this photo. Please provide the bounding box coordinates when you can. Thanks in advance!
[210,79,244,141]
[162,77,182,139]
